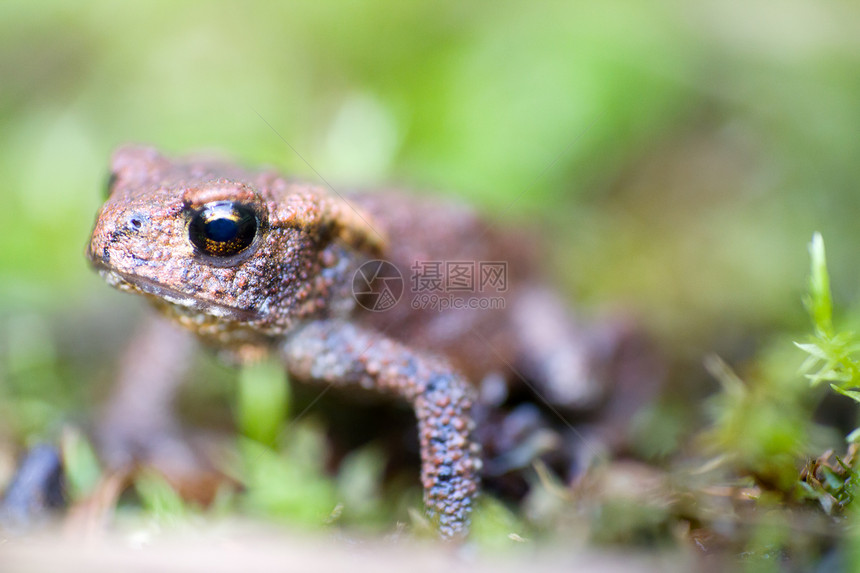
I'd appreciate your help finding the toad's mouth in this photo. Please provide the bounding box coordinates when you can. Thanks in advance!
[94,266,262,323]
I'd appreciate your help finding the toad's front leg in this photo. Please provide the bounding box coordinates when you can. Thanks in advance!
[281,320,481,539]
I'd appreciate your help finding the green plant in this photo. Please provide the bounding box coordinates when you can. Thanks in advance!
[797,233,860,443]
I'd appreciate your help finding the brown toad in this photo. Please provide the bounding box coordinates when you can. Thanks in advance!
[87,145,618,538]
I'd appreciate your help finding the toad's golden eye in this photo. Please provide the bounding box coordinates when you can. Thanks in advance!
[188,201,258,257]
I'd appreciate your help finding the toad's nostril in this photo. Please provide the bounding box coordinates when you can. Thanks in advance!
[102,245,110,264]
[126,212,147,232]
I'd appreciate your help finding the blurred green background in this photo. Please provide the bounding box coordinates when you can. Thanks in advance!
[2,0,860,541]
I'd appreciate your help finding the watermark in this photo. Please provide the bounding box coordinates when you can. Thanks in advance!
[353,259,508,312]
[410,293,505,311]
[352,260,404,311]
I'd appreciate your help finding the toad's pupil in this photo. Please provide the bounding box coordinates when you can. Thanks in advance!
[189,201,258,257]
[206,218,239,242]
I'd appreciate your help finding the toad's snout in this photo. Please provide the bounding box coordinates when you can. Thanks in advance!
[87,214,112,268]
[87,210,151,268]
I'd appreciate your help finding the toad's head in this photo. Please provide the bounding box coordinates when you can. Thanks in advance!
[88,145,383,350]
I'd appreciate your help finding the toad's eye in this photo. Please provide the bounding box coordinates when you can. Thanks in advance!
[188,201,258,258]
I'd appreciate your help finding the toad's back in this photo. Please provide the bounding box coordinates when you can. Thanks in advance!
[351,191,605,410]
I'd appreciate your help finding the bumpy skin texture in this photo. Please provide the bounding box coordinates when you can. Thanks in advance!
[88,146,612,538]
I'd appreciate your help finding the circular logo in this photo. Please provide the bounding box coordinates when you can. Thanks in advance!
[352,259,404,312]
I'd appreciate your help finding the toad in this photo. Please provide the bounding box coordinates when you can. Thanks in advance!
[87,145,619,538]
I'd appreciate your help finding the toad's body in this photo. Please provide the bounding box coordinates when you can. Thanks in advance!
[88,146,612,538]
